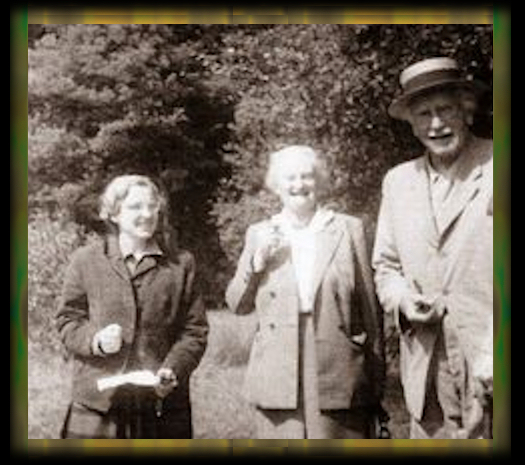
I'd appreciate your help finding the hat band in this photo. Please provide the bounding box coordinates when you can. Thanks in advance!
[402,68,462,95]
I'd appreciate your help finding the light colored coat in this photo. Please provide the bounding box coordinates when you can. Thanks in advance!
[226,211,385,410]
[372,136,493,421]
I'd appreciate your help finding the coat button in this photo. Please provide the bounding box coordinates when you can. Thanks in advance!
[269,291,276,298]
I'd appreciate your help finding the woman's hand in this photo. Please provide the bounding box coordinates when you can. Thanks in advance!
[154,367,178,398]
[92,323,122,355]
[252,224,285,273]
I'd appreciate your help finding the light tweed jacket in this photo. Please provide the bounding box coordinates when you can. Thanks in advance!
[226,211,385,411]
[372,137,493,421]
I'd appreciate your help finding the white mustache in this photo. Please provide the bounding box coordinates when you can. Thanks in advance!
[428,128,453,139]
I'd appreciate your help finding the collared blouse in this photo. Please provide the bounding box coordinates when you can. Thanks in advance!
[271,209,334,313]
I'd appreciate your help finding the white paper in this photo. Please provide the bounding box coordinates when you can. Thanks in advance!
[97,370,160,391]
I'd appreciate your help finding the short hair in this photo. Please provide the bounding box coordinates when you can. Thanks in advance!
[99,174,166,224]
[264,145,330,194]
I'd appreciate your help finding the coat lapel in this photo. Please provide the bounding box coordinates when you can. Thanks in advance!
[410,158,440,248]
[437,168,482,239]
[435,140,486,240]
[105,235,132,281]
[310,213,343,299]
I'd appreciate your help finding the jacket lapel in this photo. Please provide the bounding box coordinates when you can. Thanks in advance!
[105,235,132,281]
[411,157,440,248]
[435,141,486,240]
[310,213,343,299]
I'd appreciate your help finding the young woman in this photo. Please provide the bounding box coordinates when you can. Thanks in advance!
[226,146,386,439]
[56,175,208,438]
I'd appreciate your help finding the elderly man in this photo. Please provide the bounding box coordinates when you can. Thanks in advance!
[373,57,493,439]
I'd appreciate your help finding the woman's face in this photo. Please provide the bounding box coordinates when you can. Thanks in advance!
[111,185,160,241]
[274,154,319,215]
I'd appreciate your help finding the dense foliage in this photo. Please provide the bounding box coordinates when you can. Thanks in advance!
[28,24,493,314]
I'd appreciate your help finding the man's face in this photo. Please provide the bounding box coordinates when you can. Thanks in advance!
[408,90,472,160]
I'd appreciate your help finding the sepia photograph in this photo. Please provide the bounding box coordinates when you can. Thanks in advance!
[26,22,495,441]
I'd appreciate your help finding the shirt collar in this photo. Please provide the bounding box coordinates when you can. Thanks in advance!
[107,234,163,261]
[424,136,482,184]
[122,242,163,262]
[272,208,334,235]
[425,152,462,184]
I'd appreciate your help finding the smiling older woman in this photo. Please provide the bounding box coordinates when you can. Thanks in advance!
[226,146,386,439]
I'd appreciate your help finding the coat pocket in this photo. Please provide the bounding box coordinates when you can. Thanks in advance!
[61,402,117,439]
[315,333,367,409]
[243,323,298,409]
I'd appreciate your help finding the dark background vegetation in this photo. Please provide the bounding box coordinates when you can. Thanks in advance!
[28,24,492,438]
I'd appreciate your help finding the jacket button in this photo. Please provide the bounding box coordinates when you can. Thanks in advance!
[269,323,276,329]
[269,291,276,298]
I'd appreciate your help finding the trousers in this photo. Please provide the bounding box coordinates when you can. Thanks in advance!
[410,323,490,439]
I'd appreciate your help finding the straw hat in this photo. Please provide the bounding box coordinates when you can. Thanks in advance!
[388,57,488,120]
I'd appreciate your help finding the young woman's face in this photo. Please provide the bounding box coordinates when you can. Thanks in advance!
[274,154,319,215]
[111,185,160,241]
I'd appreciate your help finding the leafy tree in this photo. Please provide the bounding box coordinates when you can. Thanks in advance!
[28,24,492,306]
[28,24,237,302]
[211,24,493,270]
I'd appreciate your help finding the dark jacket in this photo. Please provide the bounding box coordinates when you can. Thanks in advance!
[56,235,208,413]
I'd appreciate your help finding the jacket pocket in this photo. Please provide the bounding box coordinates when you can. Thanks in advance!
[61,402,117,439]
[243,322,298,409]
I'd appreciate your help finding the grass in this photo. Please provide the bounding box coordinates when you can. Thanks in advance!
[28,339,72,439]
[28,310,409,439]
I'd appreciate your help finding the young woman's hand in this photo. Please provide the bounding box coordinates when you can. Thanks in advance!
[154,367,178,398]
[92,323,122,355]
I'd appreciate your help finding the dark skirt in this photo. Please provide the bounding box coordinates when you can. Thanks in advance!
[61,386,192,439]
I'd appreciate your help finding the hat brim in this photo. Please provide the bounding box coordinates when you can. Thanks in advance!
[388,79,489,121]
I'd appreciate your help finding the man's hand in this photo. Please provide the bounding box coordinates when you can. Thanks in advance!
[399,293,446,324]
[472,352,493,402]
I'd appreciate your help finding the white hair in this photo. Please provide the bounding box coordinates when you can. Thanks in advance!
[264,145,330,194]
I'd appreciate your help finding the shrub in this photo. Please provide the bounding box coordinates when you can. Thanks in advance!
[28,211,95,353]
